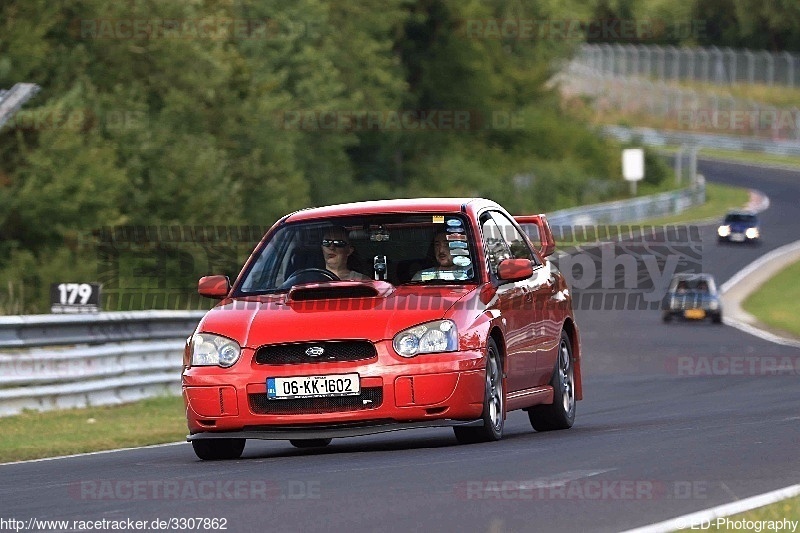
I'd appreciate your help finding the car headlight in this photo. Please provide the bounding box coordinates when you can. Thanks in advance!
[190,333,241,367]
[717,225,731,237]
[393,320,458,357]
[745,227,759,239]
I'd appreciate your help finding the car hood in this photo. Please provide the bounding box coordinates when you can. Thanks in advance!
[197,281,477,348]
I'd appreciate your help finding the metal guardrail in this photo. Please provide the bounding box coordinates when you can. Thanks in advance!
[546,181,705,227]
[602,125,800,158]
[0,310,205,349]
[0,311,204,417]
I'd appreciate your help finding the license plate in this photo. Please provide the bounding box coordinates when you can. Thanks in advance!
[684,309,706,319]
[730,233,745,242]
[267,374,360,399]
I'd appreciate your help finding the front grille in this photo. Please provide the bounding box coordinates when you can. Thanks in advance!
[249,387,383,415]
[255,341,377,365]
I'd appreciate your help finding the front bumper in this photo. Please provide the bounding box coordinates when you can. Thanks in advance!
[183,343,487,439]
[186,419,484,441]
[718,231,759,243]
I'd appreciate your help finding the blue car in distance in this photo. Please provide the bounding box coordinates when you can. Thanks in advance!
[717,211,760,244]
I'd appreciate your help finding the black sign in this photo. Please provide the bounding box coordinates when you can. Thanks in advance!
[50,283,102,313]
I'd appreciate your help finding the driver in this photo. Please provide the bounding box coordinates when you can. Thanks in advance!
[321,227,370,280]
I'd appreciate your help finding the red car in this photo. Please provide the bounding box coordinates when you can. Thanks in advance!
[183,198,582,460]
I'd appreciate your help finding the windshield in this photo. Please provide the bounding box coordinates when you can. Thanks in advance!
[672,277,716,294]
[236,214,478,294]
[724,213,757,224]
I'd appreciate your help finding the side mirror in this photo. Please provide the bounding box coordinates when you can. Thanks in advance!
[198,275,230,299]
[514,214,556,257]
[497,259,533,283]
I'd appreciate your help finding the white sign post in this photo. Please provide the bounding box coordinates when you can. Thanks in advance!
[622,148,645,196]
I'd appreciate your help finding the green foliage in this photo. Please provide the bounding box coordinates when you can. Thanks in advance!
[582,0,800,51]
[1,0,636,313]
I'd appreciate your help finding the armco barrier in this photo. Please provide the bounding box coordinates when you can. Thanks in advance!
[546,181,705,227]
[0,311,204,417]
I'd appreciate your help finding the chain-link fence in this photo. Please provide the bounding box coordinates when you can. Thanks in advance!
[560,54,800,141]
[576,43,800,87]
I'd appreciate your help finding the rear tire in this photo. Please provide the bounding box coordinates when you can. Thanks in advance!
[528,331,576,431]
[454,338,504,444]
[191,438,245,460]
[289,438,332,449]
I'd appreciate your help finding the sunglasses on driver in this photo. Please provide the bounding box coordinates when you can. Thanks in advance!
[321,239,350,248]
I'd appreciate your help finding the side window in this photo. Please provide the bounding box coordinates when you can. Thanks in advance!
[489,212,538,264]
[480,216,512,275]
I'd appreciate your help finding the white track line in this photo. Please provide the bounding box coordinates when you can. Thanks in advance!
[621,483,800,533]
[0,441,185,467]
[719,239,800,348]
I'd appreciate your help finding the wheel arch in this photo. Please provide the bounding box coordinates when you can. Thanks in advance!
[488,327,506,375]
[561,318,583,401]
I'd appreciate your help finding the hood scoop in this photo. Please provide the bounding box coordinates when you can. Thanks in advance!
[287,280,394,302]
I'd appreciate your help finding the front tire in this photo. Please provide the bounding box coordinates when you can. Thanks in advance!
[454,338,504,444]
[528,331,576,431]
[191,438,245,460]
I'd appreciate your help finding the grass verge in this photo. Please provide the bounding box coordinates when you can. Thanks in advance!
[637,182,750,227]
[741,259,800,338]
[0,395,187,463]
[657,145,800,170]
[697,495,800,531]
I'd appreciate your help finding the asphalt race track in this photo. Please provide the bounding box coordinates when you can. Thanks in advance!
[2,159,799,533]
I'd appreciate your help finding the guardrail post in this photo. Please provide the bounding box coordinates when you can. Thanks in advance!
[689,145,699,186]
[699,48,710,83]
[675,145,685,185]
[725,48,737,84]
[745,50,755,84]
[764,51,774,87]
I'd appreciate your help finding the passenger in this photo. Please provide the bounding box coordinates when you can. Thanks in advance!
[321,227,370,280]
[412,231,456,281]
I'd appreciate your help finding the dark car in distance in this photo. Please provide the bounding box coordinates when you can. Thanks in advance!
[661,273,722,324]
[717,211,760,244]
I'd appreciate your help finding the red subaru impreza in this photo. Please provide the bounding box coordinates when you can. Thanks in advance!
[183,198,582,460]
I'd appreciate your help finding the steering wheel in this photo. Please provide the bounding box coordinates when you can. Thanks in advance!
[280,268,340,289]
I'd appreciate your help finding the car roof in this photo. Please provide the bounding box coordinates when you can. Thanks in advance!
[671,273,715,281]
[282,197,501,223]
[725,210,757,217]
